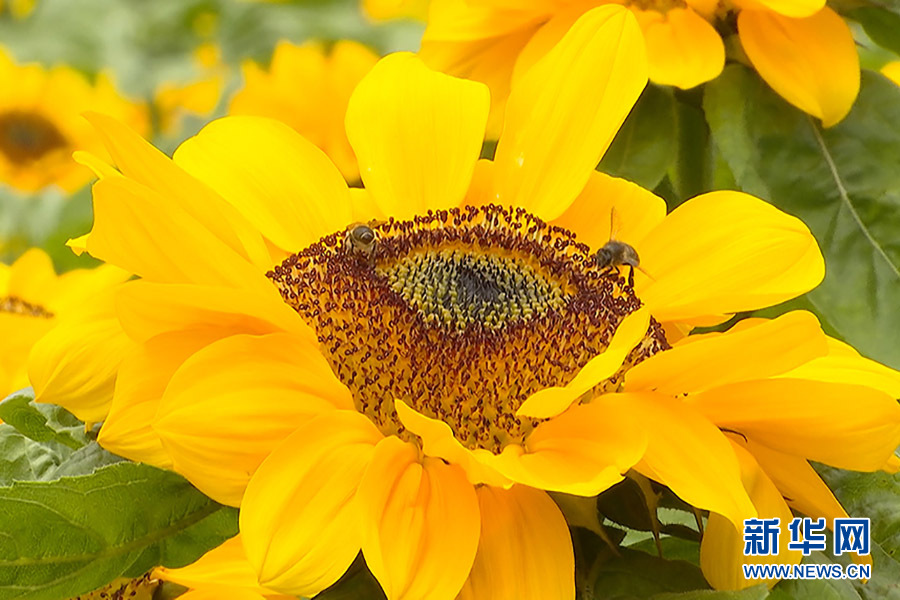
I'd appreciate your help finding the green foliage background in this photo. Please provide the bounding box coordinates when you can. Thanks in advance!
[1,1,899,599]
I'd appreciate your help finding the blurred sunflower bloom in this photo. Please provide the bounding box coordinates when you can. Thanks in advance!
[0,49,149,193]
[362,0,429,21]
[0,0,35,19]
[34,5,891,597]
[229,40,378,183]
[0,248,129,417]
[882,61,900,87]
[154,43,227,137]
[420,0,860,131]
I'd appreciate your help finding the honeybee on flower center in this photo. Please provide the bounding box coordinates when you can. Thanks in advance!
[344,222,378,267]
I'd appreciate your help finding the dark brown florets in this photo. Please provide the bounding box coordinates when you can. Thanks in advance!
[269,205,668,452]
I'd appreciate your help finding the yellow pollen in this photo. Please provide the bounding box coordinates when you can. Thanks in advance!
[0,295,54,318]
[0,111,67,165]
[270,205,668,452]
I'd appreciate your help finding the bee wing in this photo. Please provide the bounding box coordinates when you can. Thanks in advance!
[609,206,620,242]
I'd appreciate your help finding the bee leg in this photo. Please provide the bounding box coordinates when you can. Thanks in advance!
[627,266,635,288]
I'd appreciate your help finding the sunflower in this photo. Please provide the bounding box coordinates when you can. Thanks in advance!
[32,5,890,597]
[0,49,149,193]
[420,0,860,132]
[228,39,379,183]
[0,248,129,421]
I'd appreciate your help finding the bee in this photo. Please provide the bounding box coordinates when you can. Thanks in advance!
[344,222,378,267]
[594,207,646,286]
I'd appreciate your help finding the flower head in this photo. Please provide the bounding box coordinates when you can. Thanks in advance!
[0,49,149,193]
[420,0,860,130]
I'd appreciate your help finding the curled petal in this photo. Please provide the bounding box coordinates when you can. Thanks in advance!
[479,397,646,496]
[240,411,382,597]
[357,436,480,600]
[625,311,827,394]
[632,7,724,89]
[459,486,574,600]
[738,7,859,127]
[517,307,649,419]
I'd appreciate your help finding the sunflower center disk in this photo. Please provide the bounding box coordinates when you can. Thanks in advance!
[0,295,54,318]
[0,111,67,164]
[270,205,668,452]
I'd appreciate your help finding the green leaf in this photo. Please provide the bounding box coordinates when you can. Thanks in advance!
[598,84,678,190]
[0,390,86,450]
[816,466,900,599]
[585,547,709,599]
[651,585,769,600]
[704,66,900,369]
[850,7,900,57]
[316,554,386,600]
[768,553,863,600]
[0,462,238,600]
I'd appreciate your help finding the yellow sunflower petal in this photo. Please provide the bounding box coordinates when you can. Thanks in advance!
[779,336,900,398]
[357,436,480,600]
[395,400,511,487]
[173,116,351,253]
[883,62,900,88]
[155,333,353,506]
[114,280,307,343]
[636,191,824,322]
[155,535,278,596]
[6,248,57,303]
[86,177,263,288]
[345,52,489,220]
[743,439,848,524]
[84,113,271,268]
[689,379,900,471]
[632,7,724,89]
[732,0,824,18]
[516,307,650,419]
[737,7,859,127]
[98,329,238,469]
[240,411,382,597]
[626,393,756,532]
[479,396,647,496]
[625,311,827,394]
[549,171,667,252]
[174,590,269,600]
[493,5,647,221]
[701,442,801,590]
[459,485,574,600]
[29,310,132,424]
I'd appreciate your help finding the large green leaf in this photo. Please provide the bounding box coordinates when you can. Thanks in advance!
[817,466,900,599]
[0,462,238,600]
[849,7,900,57]
[599,84,678,190]
[0,390,86,450]
[704,66,900,368]
[585,547,709,598]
